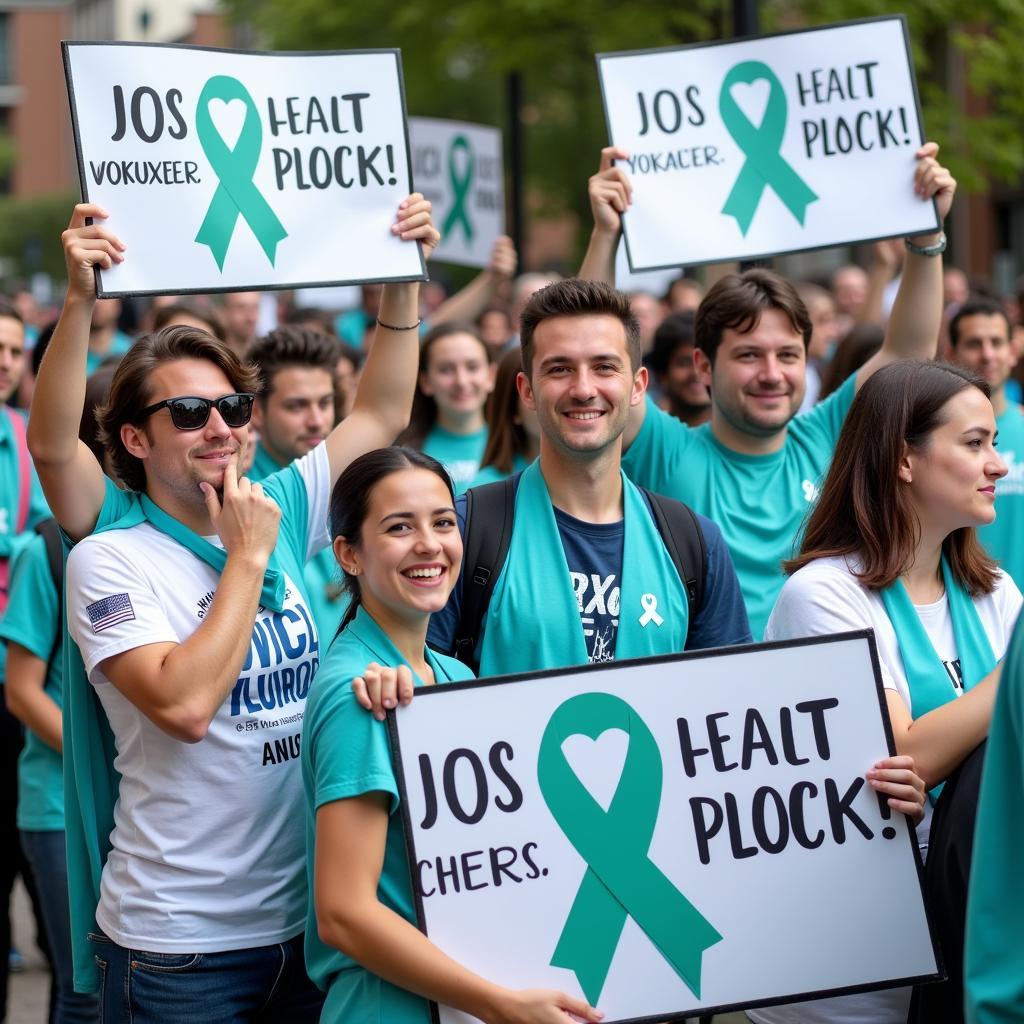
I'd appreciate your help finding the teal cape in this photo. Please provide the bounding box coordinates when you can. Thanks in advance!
[964,611,1024,1021]
[63,485,290,993]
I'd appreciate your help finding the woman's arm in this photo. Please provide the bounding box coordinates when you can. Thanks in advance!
[4,644,62,752]
[315,792,601,1024]
[884,667,999,790]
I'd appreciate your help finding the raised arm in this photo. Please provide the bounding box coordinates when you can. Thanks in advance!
[856,240,903,328]
[578,148,649,448]
[323,194,439,487]
[315,793,601,1024]
[856,143,956,389]
[578,146,632,286]
[430,235,517,327]
[28,204,125,540]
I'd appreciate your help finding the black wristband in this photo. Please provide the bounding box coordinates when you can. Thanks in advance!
[376,316,422,331]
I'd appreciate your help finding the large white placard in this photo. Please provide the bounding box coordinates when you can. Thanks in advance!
[390,632,939,1023]
[409,117,505,269]
[63,43,426,296]
[597,17,939,271]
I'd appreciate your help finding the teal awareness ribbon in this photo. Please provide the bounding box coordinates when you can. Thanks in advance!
[195,76,288,271]
[441,134,475,242]
[719,61,818,236]
[537,692,722,1004]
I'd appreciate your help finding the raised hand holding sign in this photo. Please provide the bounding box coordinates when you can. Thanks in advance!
[597,16,939,270]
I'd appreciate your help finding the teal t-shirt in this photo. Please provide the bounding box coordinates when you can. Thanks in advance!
[422,425,488,495]
[622,375,857,638]
[249,441,282,483]
[85,330,133,375]
[249,442,348,640]
[965,612,1024,1022]
[304,545,348,645]
[0,533,64,831]
[978,402,1024,592]
[0,406,50,681]
[302,605,473,1023]
[468,453,531,488]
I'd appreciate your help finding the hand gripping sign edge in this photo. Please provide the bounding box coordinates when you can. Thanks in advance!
[537,691,722,1005]
[194,75,289,271]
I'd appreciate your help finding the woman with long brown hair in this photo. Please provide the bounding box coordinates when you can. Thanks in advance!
[749,360,1022,1024]
[398,323,494,493]
[470,346,540,486]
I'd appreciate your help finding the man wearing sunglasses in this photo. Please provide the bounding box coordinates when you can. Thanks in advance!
[28,197,438,1022]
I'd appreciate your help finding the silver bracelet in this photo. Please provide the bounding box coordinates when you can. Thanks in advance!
[376,316,422,331]
[904,232,947,257]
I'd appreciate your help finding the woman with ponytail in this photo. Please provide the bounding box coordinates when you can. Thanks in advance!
[301,447,602,1024]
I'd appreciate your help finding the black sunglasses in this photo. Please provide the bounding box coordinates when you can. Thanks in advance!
[138,393,256,431]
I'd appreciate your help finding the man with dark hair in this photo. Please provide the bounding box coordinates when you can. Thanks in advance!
[28,198,437,1019]
[87,296,133,374]
[645,311,711,427]
[581,144,955,637]
[418,276,751,682]
[216,291,262,358]
[246,326,348,637]
[947,298,1024,589]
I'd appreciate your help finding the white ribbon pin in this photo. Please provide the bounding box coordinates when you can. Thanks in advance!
[638,593,664,628]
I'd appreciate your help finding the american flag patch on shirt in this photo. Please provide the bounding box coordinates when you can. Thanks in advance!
[86,593,135,633]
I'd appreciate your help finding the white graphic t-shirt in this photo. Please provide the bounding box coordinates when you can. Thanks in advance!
[748,553,1021,1024]
[66,446,330,953]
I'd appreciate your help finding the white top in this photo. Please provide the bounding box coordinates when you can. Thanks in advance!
[748,553,1022,1024]
[66,446,330,953]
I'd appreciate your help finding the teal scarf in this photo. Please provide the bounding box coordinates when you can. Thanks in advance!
[346,604,468,685]
[478,462,688,676]
[880,557,996,721]
[65,490,285,993]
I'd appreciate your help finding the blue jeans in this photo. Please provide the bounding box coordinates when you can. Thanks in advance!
[89,931,324,1024]
[19,830,99,1024]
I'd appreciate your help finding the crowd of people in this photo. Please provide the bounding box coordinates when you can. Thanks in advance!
[0,136,1020,1024]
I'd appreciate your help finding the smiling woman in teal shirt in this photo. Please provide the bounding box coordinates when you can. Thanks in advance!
[302,447,600,1024]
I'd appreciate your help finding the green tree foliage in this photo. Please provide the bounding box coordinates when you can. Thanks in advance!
[226,0,726,245]
[0,192,78,280]
[226,0,1021,246]
[781,0,1024,191]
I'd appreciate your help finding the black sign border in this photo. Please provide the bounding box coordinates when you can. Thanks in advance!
[387,629,943,1024]
[594,15,942,274]
[61,40,428,298]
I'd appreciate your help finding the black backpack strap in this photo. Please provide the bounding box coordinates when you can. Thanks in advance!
[452,477,516,670]
[34,517,65,667]
[643,489,707,619]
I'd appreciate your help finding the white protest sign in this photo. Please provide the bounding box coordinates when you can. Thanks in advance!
[614,237,679,295]
[63,43,426,296]
[389,632,939,1022]
[409,117,505,269]
[597,16,939,271]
